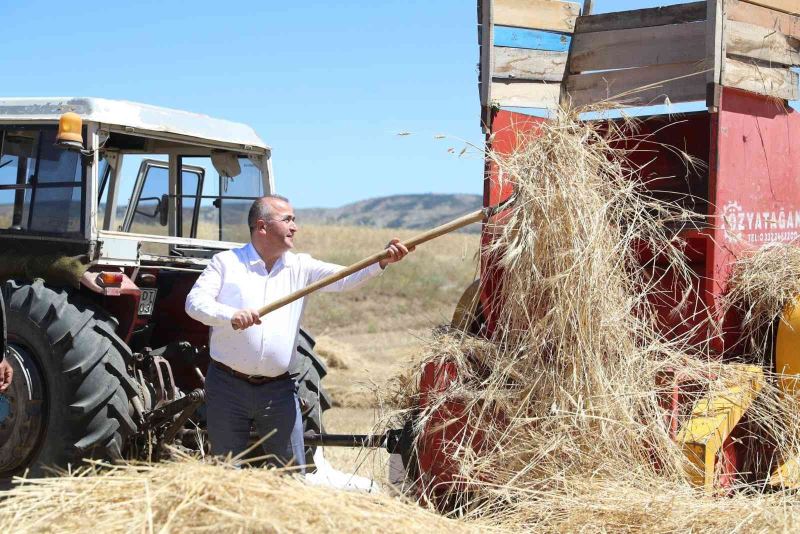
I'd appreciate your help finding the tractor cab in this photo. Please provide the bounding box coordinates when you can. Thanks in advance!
[0,97,273,265]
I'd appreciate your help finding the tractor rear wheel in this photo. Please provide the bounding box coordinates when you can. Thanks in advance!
[0,280,139,477]
[292,327,332,467]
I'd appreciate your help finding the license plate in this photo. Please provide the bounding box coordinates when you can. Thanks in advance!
[138,288,158,316]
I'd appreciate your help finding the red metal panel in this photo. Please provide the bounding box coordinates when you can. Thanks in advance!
[708,87,800,354]
[481,110,717,341]
[416,361,489,493]
[480,110,548,334]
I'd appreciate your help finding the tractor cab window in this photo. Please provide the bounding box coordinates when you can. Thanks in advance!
[178,165,204,238]
[116,156,170,255]
[181,155,264,243]
[116,157,205,254]
[0,128,83,236]
[113,152,264,254]
[219,157,263,242]
[128,161,168,235]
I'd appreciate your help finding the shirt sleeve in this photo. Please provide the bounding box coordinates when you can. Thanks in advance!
[305,257,383,293]
[185,254,239,327]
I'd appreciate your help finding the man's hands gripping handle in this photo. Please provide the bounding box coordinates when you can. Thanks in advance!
[231,309,262,331]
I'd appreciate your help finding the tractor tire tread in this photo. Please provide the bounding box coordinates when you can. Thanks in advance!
[291,327,332,466]
[2,279,138,476]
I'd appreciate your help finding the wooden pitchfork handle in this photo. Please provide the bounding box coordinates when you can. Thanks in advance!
[257,196,514,318]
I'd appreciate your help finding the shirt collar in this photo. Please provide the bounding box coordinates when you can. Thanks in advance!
[244,243,296,270]
[244,243,264,266]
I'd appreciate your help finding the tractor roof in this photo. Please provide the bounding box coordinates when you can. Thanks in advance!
[0,97,269,150]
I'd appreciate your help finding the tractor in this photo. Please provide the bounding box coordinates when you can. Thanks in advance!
[0,97,330,477]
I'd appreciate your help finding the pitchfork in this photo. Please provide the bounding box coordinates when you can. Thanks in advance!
[256,193,517,318]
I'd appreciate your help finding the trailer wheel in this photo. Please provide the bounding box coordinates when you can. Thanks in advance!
[291,328,332,467]
[0,280,139,477]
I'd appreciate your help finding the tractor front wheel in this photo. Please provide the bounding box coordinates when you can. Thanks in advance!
[0,280,139,477]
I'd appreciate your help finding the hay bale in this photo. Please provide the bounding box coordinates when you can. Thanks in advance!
[0,457,484,533]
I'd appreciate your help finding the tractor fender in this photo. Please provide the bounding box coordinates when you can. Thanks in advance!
[79,270,143,343]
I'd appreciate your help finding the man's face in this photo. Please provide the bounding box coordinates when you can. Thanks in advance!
[253,199,297,253]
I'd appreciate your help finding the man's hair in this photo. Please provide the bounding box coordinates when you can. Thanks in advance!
[248,195,290,232]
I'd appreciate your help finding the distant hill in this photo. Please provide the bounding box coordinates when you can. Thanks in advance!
[296,193,483,233]
[1,193,484,235]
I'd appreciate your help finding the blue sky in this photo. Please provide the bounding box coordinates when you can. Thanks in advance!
[0,1,724,208]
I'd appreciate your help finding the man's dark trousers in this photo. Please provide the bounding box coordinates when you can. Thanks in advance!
[205,363,306,471]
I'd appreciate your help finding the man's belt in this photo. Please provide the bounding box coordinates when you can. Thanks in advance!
[211,360,291,385]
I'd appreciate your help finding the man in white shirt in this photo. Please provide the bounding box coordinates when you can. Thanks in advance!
[185,195,411,469]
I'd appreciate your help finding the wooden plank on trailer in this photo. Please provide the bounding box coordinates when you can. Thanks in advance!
[494,0,580,33]
[570,21,705,73]
[566,61,708,107]
[728,0,800,41]
[480,0,494,110]
[741,0,800,15]
[491,80,561,108]
[493,47,568,81]
[723,57,799,99]
[727,19,800,66]
[706,0,725,109]
[574,2,706,34]
[494,26,571,51]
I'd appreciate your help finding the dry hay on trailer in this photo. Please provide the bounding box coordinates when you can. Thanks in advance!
[389,106,800,532]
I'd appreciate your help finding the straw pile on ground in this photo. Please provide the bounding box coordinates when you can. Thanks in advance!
[0,455,484,534]
[390,109,800,531]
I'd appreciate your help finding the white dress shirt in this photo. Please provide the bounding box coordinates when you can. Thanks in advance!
[185,243,382,376]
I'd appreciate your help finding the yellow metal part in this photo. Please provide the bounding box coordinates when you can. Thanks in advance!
[767,298,800,488]
[775,297,800,395]
[676,364,764,492]
[769,454,800,488]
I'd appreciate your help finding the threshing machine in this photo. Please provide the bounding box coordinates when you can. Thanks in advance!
[405,0,800,497]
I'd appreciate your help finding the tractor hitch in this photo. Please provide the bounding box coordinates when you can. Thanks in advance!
[143,388,205,432]
[140,388,205,457]
[303,431,399,450]
[304,418,415,457]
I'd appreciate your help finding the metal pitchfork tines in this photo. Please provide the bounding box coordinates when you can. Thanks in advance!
[252,192,518,320]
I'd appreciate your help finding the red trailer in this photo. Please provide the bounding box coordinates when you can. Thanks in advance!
[415,0,800,495]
